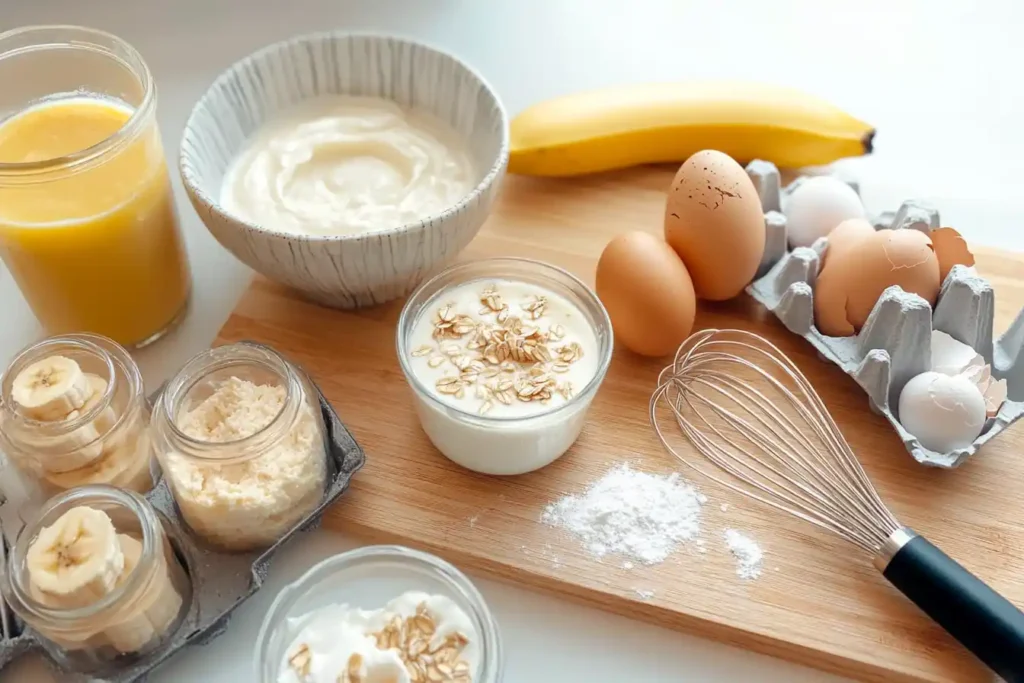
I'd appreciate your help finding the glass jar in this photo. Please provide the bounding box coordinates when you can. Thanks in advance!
[397,258,613,475]
[2,485,191,674]
[150,343,329,552]
[0,25,191,348]
[0,334,154,496]
[255,545,503,683]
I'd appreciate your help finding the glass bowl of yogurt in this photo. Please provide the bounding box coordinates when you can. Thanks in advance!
[397,258,614,475]
[255,545,502,683]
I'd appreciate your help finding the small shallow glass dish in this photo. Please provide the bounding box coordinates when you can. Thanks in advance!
[397,257,613,475]
[255,545,502,682]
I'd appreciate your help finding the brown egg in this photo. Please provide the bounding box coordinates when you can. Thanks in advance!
[930,227,976,283]
[814,229,940,336]
[596,231,697,357]
[664,150,765,300]
[821,218,875,269]
[812,256,856,336]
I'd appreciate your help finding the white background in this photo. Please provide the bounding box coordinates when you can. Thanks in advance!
[2,1,1022,681]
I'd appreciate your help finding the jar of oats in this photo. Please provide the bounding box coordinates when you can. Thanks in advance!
[0,334,154,496]
[150,343,328,552]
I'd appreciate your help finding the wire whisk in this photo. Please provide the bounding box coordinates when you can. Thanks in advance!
[651,329,1024,680]
[651,328,900,554]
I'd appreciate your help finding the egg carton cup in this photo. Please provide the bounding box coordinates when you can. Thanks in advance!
[744,160,1024,468]
[0,344,366,681]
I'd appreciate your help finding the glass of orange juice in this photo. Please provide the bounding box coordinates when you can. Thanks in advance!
[0,26,191,348]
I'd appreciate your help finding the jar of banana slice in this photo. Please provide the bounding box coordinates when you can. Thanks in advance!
[0,334,154,495]
[1,485,191,673]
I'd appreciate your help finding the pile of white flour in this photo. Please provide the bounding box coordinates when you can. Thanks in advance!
[541,463,704,565]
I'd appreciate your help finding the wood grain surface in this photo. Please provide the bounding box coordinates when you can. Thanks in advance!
[216,167,1024,683]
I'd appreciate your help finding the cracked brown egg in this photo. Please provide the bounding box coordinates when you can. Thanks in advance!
[930,226,976,282]
[814,228,941,336]
[664,150,765,300]
[821,217,876,270]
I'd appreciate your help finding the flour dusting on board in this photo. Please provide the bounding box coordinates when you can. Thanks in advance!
[541,463,704,565]
[725,529,763,580]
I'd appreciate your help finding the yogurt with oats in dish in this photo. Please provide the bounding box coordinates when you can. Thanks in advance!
[278,591,478,683]
[401,275,606,475]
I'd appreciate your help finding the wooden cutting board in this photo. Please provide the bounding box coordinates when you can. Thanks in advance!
[215,168,1024,683]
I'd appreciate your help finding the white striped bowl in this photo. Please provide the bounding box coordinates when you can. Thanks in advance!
[180,32,508,308]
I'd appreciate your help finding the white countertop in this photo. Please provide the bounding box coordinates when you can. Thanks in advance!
[2,1,1022,681]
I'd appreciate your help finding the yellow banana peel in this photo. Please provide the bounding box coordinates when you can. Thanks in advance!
[508,82,875,176]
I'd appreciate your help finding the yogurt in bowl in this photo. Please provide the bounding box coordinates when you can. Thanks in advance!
[397,258,613,475]
[220,95,476,238]
[180,32,508,309]
[255,545,502,683]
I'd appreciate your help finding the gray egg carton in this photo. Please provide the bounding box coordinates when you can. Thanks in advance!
[745,160,1024,468]
[0,343,366,681]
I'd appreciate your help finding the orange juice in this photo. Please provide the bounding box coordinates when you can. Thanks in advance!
[0,96,190,347]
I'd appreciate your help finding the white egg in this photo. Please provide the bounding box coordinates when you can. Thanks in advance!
[783,176,866,248]
[930,330,983,376]
[898,371,987,453]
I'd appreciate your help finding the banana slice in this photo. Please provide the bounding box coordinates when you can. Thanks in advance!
[43,430,153,494]
[66,373,118,433]
[9,360,107,475]
[26,506,125,608]
[32,425,105,475]
[26,582,105,651]
[102,534,183,654]
[11,356,92,422]
[33,373,120,475]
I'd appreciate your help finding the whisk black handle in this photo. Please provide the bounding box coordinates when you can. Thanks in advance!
[882,532,1024,681]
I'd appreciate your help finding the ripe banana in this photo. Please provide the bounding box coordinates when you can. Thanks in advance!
[11,355,92,421]
[103,534,183,654]
[27,506,125,608]
[508,82,875,176]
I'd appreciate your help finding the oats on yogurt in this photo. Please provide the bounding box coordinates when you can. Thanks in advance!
[407,279,599,418]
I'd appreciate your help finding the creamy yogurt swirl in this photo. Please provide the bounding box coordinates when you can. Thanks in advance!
[221,96,474,236]
[276,591,479,683]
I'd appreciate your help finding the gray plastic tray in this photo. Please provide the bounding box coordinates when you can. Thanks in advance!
[745,160,1024,468]
[0,342,366,681]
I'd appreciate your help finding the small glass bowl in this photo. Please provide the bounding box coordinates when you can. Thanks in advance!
[397,258,613,475]
[255,545,503,682]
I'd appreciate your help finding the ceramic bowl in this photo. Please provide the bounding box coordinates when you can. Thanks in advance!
[179,32,508,308]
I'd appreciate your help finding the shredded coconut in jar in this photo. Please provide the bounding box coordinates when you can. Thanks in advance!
[165,376,326,550]
[541,463,704,566]
[176,377,288,441]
